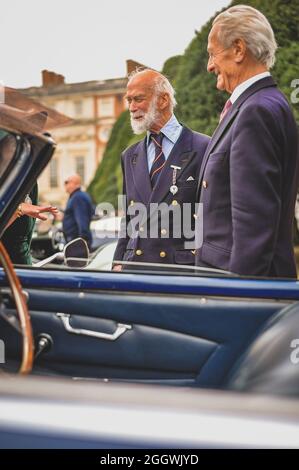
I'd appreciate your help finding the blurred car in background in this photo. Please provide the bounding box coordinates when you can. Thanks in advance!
[31,214,121,260]
[90,215,121,251]
[31,215,64,260]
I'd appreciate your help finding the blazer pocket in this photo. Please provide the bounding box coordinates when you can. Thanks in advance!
[179,179,198,188]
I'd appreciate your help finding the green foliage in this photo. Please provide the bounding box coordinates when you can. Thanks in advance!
[88,110,145,206]
[272,41,299,122]
[87,110,132,206]
[175,0,299,133]
[239,0,299,46]
[88,0,299,204]
[161,55,183,84]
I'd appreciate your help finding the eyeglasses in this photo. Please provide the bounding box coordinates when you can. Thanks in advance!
[207,46,231,62]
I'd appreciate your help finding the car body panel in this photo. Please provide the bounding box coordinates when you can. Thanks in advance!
[0,376,299,448]
[1,268,299,300]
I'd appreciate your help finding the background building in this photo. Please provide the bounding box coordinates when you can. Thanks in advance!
[19,63,140,206]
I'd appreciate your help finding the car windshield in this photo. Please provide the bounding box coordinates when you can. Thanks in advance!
[25,211,297,280]
[29,233,295,281]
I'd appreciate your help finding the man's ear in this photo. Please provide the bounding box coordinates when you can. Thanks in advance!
[233,38,246,63]
[158,93,170,110]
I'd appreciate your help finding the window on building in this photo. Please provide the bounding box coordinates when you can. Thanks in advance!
[74,100,83,116]
[75,156,85,184]
[49,159,58,188]
[98,97,114,117]
[99,126,112,143]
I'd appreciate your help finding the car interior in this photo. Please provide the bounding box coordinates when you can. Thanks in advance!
[1,264,299,398]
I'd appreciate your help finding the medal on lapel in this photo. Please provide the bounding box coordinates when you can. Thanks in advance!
[170,165,181,195]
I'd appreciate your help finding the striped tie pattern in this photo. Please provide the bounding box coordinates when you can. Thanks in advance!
[149,132,166,188]
[219,99,232,123]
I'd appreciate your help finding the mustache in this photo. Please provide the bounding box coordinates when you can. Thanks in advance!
[130,112,145,119]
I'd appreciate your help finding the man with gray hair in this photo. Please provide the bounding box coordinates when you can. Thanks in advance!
[113,69,209,269]
[195,5,299,277]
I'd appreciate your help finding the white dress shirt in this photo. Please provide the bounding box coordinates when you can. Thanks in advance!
[230,71,271,104]
[146,114,182,172]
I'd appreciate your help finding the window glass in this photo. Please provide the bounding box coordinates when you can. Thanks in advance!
[98,97,114,117]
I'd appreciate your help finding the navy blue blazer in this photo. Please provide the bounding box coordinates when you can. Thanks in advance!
[63,188,94,247]
[195,76,299,278]
[114,126,210,265]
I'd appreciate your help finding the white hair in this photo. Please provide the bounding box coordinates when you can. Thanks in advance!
[213,5,277,69]
[128,68,177,112]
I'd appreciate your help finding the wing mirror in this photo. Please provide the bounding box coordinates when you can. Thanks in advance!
[34,238,89,268]
[64,238,89,268]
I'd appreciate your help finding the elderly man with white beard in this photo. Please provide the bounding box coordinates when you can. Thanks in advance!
[113,69,209,270]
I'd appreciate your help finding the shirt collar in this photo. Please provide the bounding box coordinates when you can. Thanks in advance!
[147,114,181,146]
[70,187,81,198]
[230,72,271,104]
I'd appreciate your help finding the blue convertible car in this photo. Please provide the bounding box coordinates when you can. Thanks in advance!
[0,88,299,449]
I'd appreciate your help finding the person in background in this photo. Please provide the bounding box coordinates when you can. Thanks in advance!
[63,174,94,248]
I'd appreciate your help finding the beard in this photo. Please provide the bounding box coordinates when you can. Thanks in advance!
[130,97,158,135]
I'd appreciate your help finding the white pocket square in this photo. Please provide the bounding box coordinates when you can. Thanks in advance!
[186,176,195,181]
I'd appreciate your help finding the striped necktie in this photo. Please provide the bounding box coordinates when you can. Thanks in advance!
[149,132,166,188]
[219,99,232,122]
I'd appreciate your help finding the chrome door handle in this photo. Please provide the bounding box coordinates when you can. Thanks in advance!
[56,313,132,341]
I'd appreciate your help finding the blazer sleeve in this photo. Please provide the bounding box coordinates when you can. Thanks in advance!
[229,102,286,275]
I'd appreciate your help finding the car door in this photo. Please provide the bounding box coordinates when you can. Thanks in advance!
[0,265,291,387]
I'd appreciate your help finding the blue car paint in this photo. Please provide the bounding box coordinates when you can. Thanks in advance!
[0,268,298,300]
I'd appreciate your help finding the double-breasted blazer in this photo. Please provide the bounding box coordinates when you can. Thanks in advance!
[114,126,210,266]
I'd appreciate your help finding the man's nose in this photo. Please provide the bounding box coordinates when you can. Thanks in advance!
[129,101,137,112]
[207,60,214,73]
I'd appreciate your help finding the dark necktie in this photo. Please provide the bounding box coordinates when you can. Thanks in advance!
[219,99,232,122]
[149,132,166,188]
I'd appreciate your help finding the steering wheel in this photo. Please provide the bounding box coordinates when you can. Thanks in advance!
[0,241,34,373]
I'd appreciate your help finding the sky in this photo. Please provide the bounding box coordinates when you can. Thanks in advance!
[0,0,230,88]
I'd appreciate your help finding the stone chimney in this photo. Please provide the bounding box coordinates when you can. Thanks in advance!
[42,70,65,87]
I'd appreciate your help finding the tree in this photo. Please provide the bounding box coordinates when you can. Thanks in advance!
[89,0,299,204]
